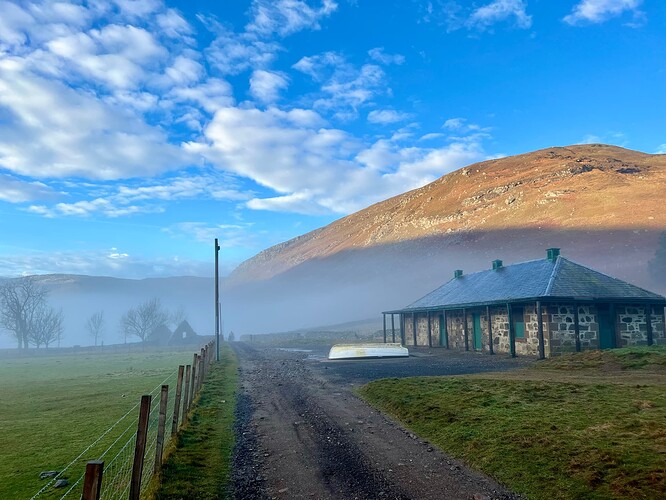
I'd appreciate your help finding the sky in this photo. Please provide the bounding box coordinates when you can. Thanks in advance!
[0,0,664,279]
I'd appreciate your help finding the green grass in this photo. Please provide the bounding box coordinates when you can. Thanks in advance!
[534,345,666,371]
[358,347,666,499]
[0,349,195,499]
[152,343,238,499]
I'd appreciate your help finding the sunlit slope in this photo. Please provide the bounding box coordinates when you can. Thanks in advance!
[229,144,666,284]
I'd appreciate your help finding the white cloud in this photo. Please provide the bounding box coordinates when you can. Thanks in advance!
[46,25,168,90]
[205,29,281,75]
[166,221,258,248]
[467,0,532,30]
[368,48,405,65]
[294,52,388,117]
[186,107,489,215]
[26,172,248,218]
[250,69,290,103]
[564,0,643,26]
[656,144,666,154]
[367,109,411,124]
[0,247,211,279]
[247,0,338,37]
[0,174,59,203]
[0,63,187,179]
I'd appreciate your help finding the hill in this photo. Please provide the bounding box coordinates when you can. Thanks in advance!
[222,144,666,334]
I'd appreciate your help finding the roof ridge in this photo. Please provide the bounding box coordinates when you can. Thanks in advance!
[544,256,561,295]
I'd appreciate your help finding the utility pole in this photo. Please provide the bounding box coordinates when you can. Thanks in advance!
[214,238,220,362]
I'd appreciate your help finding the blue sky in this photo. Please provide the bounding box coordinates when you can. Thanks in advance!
[0,0,664,278]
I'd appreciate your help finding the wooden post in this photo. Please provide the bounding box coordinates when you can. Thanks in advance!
[463,308,469,351]
[487,306,494,355]
[400,314,405,345]
[215,238,221,362]
[507,304,516,357]
[200,348,206,387]
[574,305,581,352]
[182,365,191,423]
[442,310,449,348]
[427,312,432,347]
[646,305,654,346]
[412,313,417,346]
[154,385,169,473]
[171,365,184,435]
[190,353,197,404]
[383,314,387,343]
[129,395,151,500]
[391,314,396,343]
[81,460,104,500]
[537,301,545,360]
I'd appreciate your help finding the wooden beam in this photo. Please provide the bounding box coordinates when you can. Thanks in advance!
[412,313,417,346]
[400,314,405,345]
[646,305,654,346]
[574,305,581,352]
[383,314,387,343]
[463,308,469,351]
[427,312,432,348]
[507,303,516,357]
[536,301,545,360]
[391,314,396,343]
[442,310,449,349]
[486,305,494,355]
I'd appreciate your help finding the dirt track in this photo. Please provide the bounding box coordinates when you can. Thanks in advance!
[230,343,531,499]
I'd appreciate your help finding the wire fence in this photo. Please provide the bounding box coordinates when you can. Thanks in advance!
[30,341,215,500]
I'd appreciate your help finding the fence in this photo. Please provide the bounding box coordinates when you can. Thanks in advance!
[30,340,216,500]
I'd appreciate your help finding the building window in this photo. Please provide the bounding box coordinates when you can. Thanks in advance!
[513,306,525,340]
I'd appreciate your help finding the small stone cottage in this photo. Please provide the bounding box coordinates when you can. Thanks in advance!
[382,249,666,357]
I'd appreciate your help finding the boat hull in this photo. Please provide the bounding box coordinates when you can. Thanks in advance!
[327,343,409,360]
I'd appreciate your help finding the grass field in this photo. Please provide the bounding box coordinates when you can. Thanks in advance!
[151,344,238,499]
[0,348,197,499]
[358,346,666,499]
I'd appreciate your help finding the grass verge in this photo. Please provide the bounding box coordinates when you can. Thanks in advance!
[357,347,666,499]
[0,349,194,499]
[150,343,238,499]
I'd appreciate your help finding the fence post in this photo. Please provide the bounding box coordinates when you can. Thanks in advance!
[182,365,191,424]
[199,348,205,388]
[129,395,151,500]
[154,385,169,474]
[172,365,184,435]
[81,460,104,500]
[190,353,198,406]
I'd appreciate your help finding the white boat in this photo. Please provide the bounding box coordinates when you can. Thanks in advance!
[327,343,409,360]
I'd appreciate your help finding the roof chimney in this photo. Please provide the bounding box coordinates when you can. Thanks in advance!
[492,259,503,270]
[454,269,463,279]
[546,248,560,261]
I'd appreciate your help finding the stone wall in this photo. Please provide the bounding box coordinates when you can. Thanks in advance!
[617,305,666,347]
[517,305,542,356]
[490,307,510,354]
[446,310,467,349]
[548,304,598,354]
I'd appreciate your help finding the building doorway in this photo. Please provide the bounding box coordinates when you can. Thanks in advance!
[598,305,616,349]
[473,313,483,350]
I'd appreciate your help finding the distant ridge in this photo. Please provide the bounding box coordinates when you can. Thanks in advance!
[229,144,666,283]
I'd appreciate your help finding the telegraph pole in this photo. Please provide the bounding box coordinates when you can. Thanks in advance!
[214,238,220,362]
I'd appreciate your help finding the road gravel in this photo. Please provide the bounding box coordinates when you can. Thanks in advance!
[231,343,531,500]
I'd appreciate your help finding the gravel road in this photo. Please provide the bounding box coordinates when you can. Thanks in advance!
[231,343,531,500]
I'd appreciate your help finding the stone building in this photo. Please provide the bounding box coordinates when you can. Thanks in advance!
[382,249,666,357]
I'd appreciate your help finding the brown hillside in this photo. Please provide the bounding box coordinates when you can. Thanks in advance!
[230,144,666,284]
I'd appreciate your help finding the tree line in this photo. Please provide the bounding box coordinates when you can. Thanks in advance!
[0,277,189,349]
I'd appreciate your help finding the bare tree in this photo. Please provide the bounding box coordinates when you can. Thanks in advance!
[169,305,188,328]
[29,306,64,348]
[86,311,105,346]
[0,277,48,349]
[121,298,169,342]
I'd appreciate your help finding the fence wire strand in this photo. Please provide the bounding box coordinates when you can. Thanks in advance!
[30,364,187,500]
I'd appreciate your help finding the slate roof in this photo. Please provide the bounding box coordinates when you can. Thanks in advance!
[387,256,666,313]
